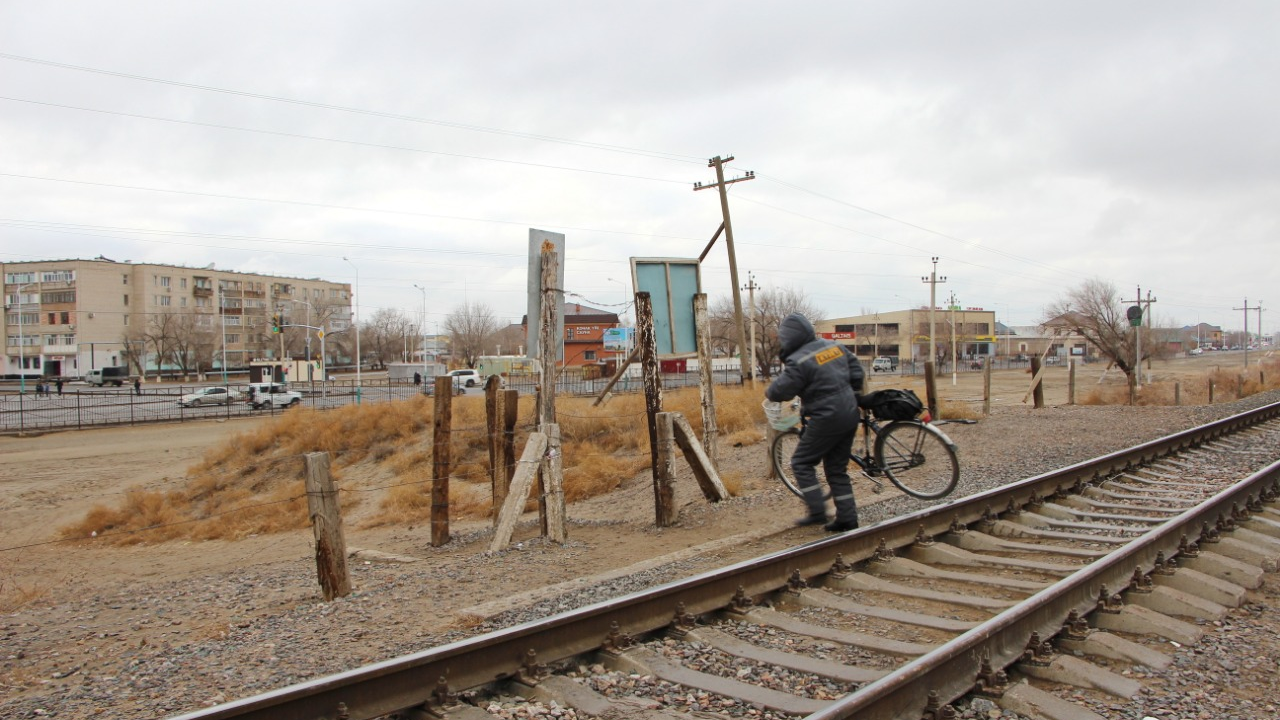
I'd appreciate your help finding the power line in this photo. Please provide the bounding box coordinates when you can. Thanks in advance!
[0,95,690,186]
[0,52,706,164]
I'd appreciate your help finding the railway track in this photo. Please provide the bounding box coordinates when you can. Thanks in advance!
[173,402,1280,720]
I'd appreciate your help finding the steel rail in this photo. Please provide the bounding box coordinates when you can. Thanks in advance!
[810,458,1280,720]
[169,401,1280,720]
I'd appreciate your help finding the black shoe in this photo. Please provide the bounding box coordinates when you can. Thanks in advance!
[794,514,828,527]
[824,520,859,533]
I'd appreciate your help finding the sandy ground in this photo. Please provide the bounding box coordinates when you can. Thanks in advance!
[0,354,1256,603]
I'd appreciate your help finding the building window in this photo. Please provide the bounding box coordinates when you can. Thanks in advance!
[123,274,129,285]
[124,315,129,326]
[60,311,70,324]
[123,294,129,306]
[48,312,56,324]
[180,297,187,307]
[584,350,596,361]
[41,270,74,283]
[5,272,36,284]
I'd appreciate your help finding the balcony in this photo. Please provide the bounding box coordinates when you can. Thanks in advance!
[193,287,214,297]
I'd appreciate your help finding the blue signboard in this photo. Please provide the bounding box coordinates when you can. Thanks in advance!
[602,327,634,352]
[632,258,701,357]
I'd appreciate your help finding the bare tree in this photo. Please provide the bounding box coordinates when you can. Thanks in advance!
[1043,278,1146,383]
[361,307,415,370]
[170,311,219,380]
[711,286,822,379]
[446,301,498,368]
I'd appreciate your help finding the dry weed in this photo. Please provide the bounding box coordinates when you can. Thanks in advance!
[0,577,51,613]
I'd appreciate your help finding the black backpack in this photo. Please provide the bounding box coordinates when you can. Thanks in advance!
[860,389,924,421]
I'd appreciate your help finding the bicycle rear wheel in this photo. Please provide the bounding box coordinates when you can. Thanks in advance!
[875,421,959,499]
[771,429,809,498]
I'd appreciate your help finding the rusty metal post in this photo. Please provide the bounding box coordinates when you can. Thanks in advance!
[431,375,452,547]
[304,452,351,600]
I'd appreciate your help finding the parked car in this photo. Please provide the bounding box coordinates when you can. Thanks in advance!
[448,368,482,388]
[178,386,243,407]
[245,382,302,409]
[421,374,464,396]
[1189,347,1204,356]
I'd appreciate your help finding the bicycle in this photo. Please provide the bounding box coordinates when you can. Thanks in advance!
[768,398,960,500]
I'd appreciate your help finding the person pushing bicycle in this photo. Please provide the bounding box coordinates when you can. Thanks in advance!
[766,312,864,532]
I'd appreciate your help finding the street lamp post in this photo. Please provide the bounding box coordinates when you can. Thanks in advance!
[413,284,427,375]
[343,257,361,403]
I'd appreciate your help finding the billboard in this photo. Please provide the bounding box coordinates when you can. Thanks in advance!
[602,327,634,352]
[632,258,700,357]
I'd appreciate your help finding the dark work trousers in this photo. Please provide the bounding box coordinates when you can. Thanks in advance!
[789,428,858,524]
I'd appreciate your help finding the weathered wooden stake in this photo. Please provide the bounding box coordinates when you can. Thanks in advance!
[488,432,549,553]
[1208,379,1215,404]
[1068,359,1076,405]
[485,375,502,513]
[1175,381,1181,406]
[502,388,519,492]
[923,361,939,419]
[982,360,992,416]
[431,375,452,547]
[654,411,677,526]
[1237,374,1245,399]
[304,452,351,601]
[636,292,668,524]
[671,412,729,501]
[542,422,566,543]
[693,293,719,467]
[537,248,559,427]
[1030,357,1045,409]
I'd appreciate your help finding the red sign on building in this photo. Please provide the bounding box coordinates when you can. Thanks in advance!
[819,332,857,340]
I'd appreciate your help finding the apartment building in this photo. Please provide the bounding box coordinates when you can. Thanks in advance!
[3,258,351,380]
[814,306,999,363]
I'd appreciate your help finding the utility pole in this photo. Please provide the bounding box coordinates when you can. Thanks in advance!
[1235,297,1260,368]
[742,272,760,383]
[947,291,958,386]
[1122,286,1157,388]
[694,156,755,381]
[921,258,946,370]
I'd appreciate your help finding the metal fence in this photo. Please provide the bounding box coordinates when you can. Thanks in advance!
[1,371,746,434]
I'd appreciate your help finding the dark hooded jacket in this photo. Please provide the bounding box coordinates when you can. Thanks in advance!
[766,313,864,436]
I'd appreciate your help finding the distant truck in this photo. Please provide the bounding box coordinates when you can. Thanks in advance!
[85,366,131,387]
[871,357,899,373]
[475,356,535,383]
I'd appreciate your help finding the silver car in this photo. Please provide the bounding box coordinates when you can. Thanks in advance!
[179,386,243,407]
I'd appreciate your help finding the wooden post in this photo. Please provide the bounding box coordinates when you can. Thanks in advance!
[536,248,559,536]
[485,375,502,512]
[1175,381,1181,406]
[502,388,519,488]
[431,375,452,547]
[654,412,677,526]
[923,361,939,419]
[488,432,549,553]
[1030,357,1045,409]
[1067,359,1076,405]
[542,422,566,543]
[1208,379,1215,404]
[304,452,351,601]
[1128,372,1136,406]
[636,292,667,524]
[537,249,559,427]
[671,412,729,501]
[1237,374,1244,399]
[982,360,992,416]
[693,293,718,467]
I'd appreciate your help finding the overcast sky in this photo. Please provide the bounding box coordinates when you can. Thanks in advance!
[2,2,1276,340]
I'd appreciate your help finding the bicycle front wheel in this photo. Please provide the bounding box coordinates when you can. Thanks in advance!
[875,421,959,499]
[770,429,807,498]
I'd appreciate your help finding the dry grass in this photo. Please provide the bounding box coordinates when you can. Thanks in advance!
[1080,358,1280,406]
[61,385,768,543]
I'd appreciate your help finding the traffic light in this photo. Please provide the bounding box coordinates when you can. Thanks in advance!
[271,314,282,333]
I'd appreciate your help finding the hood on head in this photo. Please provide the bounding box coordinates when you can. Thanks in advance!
[778,313,816,359]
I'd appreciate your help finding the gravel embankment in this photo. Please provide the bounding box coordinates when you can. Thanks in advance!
[2,390,1278,719]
